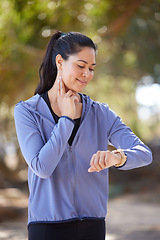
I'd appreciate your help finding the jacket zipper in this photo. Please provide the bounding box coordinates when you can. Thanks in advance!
[69,145,79,217]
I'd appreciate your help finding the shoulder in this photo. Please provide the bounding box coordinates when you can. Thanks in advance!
[88,96,111,114]
[84,94,119,122]
[15,94,40,109]
[14,94,41,118]
[81,93,108,108]
[14,94,42,112]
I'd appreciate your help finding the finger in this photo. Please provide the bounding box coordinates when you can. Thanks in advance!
[93,152,102,171]
[57,77,60,97]
[104,150,113,168]
[90,152,102,172]
[65,91,79,103]
[88,167,95,172]
[60,76,66,96]
[71,95,79,103]
[65,90,75,97]
[99,151,107,169]
[74,95,79,102]
[89,154,98,172]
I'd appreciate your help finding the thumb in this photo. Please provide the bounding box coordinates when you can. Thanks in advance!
[73,96,79,103]
[88,167,95,173]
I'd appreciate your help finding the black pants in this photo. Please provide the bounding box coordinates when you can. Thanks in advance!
[28,219,106,240]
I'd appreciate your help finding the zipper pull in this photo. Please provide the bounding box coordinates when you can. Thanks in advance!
[69,146,72,152]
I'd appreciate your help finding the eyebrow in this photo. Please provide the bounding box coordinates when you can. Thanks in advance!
[77,60,96,66]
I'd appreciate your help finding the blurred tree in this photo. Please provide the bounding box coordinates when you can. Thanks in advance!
[0,0,160,103]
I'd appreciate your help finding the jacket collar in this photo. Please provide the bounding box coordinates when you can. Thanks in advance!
[19,93,93,124]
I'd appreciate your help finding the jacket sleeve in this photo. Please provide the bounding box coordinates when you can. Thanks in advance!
[14,103,75,179]
[106,106,152,170]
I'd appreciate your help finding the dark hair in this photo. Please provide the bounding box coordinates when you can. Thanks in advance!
[34,31,97,95]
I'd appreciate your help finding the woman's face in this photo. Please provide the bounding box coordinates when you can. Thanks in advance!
[60,47,96,93]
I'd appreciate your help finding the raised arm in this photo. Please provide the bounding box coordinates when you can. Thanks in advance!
[107,110,152,170]
[14,104,75,179]
[88,105,152,172]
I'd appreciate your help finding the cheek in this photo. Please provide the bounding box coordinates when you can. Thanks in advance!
[62,75,70,87]
[89,72,94,81]
[61,71,73,89]
[62,66,71,80]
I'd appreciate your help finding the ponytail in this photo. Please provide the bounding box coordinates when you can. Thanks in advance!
[35,31,97,95]
[34,31,62,95]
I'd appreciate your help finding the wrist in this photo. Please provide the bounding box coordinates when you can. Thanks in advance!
[114,152,121,165]
[61,116,75,124]
[61,112,74,120]
[112,149,127,167]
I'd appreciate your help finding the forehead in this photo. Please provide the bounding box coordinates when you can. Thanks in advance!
[69,47,96,63]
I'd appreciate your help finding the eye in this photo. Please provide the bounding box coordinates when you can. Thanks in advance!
[89,68,94,72]
[78,65,84,69]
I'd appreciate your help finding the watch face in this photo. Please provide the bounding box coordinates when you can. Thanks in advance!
[113,149,127,167]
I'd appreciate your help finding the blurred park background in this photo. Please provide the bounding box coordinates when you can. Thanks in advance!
[0,0,160,239]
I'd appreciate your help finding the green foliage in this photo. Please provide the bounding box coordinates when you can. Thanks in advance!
[0,0,160,141]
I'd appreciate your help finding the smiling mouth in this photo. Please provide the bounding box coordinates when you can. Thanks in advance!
[76,78,87,85]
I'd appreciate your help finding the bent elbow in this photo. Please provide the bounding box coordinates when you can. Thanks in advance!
[144,147,153,166]
[30,157,54,179]
[148,150,153,165]
[36,170,53,179]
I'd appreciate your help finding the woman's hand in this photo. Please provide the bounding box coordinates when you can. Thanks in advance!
[88,150,122,172]
[57,76,79,119]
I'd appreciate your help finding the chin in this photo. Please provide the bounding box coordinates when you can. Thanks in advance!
[73,87,84,93]
[66,86,81,93]
[65,82,85,93]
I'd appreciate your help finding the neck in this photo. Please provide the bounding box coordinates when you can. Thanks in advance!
[48,76,81,104]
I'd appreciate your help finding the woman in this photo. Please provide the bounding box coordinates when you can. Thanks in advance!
[14,31,152,240]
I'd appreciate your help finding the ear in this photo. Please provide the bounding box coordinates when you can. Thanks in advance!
[56,54,63,70]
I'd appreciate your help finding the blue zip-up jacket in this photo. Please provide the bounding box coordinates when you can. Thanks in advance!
[14,93,152,225]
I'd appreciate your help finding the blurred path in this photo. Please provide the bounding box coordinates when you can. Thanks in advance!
[0,221,27,240]
[107,192,160,240]
[0,191,159,240]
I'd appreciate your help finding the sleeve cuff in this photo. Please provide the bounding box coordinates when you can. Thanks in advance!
[60,116,75,125]
[114,159,127,168]
[114,152,128,168]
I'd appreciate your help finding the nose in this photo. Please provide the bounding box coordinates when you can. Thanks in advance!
[82,70,88,78]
